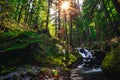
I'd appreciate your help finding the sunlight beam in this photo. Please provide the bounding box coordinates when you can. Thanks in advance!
[61,1,69,10]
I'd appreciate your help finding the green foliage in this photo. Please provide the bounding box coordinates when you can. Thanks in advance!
[0,31,42,52]
[53,53,77,67]
[0,31,20,42]
[0,29,78,68]
[102,46,120,74]
[39,67,52,77]
[0,66,16,74]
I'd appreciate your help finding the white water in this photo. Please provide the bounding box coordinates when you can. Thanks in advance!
[77,64,102,74]
[84,67,102,74]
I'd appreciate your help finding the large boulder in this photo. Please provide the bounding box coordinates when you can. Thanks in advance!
[102,37,120,75]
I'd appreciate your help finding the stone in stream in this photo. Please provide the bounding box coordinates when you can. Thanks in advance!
[71,68,83,80]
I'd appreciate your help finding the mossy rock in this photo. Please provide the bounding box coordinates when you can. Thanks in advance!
[102,47,120,75]
[39,68,52,77]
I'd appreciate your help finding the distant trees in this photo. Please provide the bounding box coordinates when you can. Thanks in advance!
[72,0,120,46]
[0,0,119,50]
[0,0,49,32]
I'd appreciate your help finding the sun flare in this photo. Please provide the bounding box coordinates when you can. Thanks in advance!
[61,1,69,10]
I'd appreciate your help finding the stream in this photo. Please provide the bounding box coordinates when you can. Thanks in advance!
[70,64,118,80]
[0,65,118,80]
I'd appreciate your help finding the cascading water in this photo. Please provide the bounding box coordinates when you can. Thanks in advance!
[70,48,103,80]
[75,47,102,74]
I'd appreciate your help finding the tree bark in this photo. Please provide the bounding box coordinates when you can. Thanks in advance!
[46,0,50,31]
[24,1,30,23]
[17,4,23,23]
[69,14,73,47]
[58,6,61,38]
[15,0,20,21]
[64,11,68,54]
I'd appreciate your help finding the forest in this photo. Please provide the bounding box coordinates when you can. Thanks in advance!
[0,0,120,80]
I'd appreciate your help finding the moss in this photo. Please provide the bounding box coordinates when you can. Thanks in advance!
[102,46,120,75]
[0,31,42,52]
[0,66,16,74]
[39,67,52,77]
[0,30,78,68]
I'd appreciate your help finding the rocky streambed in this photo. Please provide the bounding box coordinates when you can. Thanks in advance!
[0,66,70,80]
[0,66,41,80]
[0,65,118,80]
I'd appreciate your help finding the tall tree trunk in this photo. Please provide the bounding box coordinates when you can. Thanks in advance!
[46,0,50,31]
[69,14,73,47]
[64,12,68,54]
[58,9,61,37]
[14,0,20,20]
[29,6,33,25]
[93,16,99,41]
[24,1,30,23]
[18,4,23,23]
[58,9,61,29]
[55,17,58,37]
